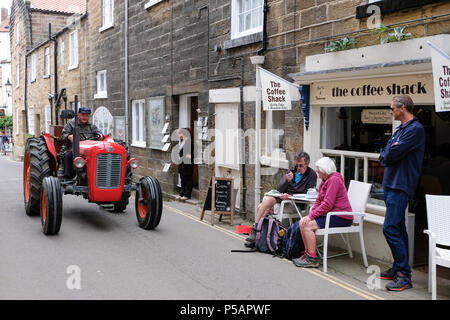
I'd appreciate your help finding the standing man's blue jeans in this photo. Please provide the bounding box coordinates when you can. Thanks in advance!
[383,186,411,278]
[1,143,6,155]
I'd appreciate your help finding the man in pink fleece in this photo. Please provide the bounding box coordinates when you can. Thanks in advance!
[293,157,353,268]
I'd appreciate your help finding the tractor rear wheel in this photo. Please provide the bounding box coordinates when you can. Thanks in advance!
[23,137,52,216]
[135,176,163,230]
[40,176,63,235]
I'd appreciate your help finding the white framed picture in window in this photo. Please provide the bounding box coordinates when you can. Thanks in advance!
[94,70,107,99]
[148,96,165,150]
[93,106,113,135]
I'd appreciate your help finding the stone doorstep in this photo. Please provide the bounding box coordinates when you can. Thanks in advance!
[162,195,450,300]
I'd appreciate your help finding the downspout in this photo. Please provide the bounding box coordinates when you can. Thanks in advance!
[124,0,129,143]
[24,3,33,134]
[49,23,59,125]
[257,0,268,56]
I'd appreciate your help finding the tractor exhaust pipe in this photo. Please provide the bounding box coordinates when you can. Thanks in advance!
[73,95,80,159]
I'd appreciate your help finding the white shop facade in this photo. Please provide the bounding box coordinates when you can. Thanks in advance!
[290,34,450,265]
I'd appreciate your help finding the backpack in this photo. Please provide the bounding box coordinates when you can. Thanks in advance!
[232,217,282,256]
[281,220,305,260]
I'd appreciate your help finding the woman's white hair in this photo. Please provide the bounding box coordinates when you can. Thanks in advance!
[315,157,337,175]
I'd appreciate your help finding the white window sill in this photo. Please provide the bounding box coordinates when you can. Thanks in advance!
[31,79,36,83]
[131,142,146,149]
[43,75,50,79]
[145,0,165,9]
[94,92,108,99]
[68,64,78,71]
[260,155,289,169]
[99,24,114,33]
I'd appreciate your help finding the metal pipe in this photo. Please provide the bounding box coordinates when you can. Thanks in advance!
[124,0,129,143]
[257,0,268,56]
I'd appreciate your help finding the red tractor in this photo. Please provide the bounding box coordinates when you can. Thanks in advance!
[23,106,163,235]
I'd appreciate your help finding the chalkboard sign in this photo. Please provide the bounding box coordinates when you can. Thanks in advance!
[200,177,234,226]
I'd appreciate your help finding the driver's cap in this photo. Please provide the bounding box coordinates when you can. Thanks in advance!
[78,107,91,114]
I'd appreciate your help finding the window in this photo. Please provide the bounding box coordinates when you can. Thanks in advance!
[100,0,114,32]
[44,47,50,77]
[69,30,78,70]
[44,105,51,133]
[31,54,36,82]
[16,24,19,45]
[215,104,240,170]
[28,106,35,135]
[231,0,263,39]
[61,41,65,66]
[93,106,113,135]
[132,100,146,148]
[15,64,19,88]
[94,70,107,99]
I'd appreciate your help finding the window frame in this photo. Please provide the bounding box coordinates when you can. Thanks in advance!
[99,0,114,32]
[231,0,264,40]
[44,47,51,78]
[27,106,35,135]
[68,30,79,70]
[31,54,36,82]
[131,99,146,148]
[94,70,108,99]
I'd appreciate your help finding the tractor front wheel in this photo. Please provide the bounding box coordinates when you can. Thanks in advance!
[135,176,163,230]
[41,176,63,235]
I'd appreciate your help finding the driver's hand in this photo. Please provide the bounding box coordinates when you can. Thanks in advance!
[68,135,73,143]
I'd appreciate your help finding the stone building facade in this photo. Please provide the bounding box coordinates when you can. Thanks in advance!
[9,0,450,264]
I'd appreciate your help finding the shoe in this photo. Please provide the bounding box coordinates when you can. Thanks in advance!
[174,195,181,200]
[379,267,396,280]
[385,273,413,291]
[292,252,319,268]
[180,196,189,201]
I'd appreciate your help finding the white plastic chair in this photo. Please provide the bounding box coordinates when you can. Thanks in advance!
[315,180,371,273]
[424,195,450,300]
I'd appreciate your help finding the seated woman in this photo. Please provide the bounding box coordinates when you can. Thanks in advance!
[293,157,353,268]
[246,152,317,244]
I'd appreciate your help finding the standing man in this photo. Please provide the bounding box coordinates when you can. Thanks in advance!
[1,131,9,156]
[378,95,425,291]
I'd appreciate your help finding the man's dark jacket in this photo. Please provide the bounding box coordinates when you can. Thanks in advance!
[61,118,102,149]
[379,117,425,199]
[277,166,317,194]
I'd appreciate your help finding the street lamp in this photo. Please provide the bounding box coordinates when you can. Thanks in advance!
[5,78,12,97]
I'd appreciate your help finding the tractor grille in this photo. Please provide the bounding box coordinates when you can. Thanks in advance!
[96,154,122,189]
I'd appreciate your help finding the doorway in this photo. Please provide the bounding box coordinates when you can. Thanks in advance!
[179,94,199,190]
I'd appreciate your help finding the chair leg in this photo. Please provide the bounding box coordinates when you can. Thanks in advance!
[428,251,432,293]
[323,234,328,273]
[359,229,368,268]
[431,258,437,300]
[342,234,353,258]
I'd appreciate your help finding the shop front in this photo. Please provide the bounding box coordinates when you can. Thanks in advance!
[290,34,450,265]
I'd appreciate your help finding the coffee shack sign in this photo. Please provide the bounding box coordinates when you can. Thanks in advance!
[311,74,434,106]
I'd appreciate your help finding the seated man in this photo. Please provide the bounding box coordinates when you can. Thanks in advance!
[61,107,104,179]
[246,152,317,243]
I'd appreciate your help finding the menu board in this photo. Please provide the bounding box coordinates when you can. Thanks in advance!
[200,177,234,226]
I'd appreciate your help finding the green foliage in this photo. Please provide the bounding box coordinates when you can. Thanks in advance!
[0,115,12,132]
[325,37,357,52]
[371,24,412,44]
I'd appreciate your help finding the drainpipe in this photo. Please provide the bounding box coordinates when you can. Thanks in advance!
[124,0,129,143]
[49,23,59,125]
[257,0,268,56]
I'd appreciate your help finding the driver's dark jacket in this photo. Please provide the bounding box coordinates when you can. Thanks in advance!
[61,118,102,150]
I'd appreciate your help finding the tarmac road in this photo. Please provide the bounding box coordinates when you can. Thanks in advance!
[0,157,386,300]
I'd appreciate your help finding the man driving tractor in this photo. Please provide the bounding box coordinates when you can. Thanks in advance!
[61,107,104,179]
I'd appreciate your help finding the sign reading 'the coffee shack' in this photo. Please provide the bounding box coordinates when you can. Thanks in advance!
[311,74,434,106]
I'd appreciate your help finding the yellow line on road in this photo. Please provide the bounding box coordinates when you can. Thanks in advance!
[165,203,385,301]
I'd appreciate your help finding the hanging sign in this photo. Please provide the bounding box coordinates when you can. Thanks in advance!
[428,41,450,112]
[361,109,392,124]
[259,67,298,111]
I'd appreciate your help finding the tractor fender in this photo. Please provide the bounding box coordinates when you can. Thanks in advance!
[42,133,58,176]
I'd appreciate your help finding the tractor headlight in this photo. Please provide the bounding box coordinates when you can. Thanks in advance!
[128,158,139,169]
[73,157,86,169]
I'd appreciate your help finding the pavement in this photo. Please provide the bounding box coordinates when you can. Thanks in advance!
[1,154,449,300]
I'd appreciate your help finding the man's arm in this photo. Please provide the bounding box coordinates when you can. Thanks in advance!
[383,127,425,165]
[277,169,292,193]
[61,121,74,142]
